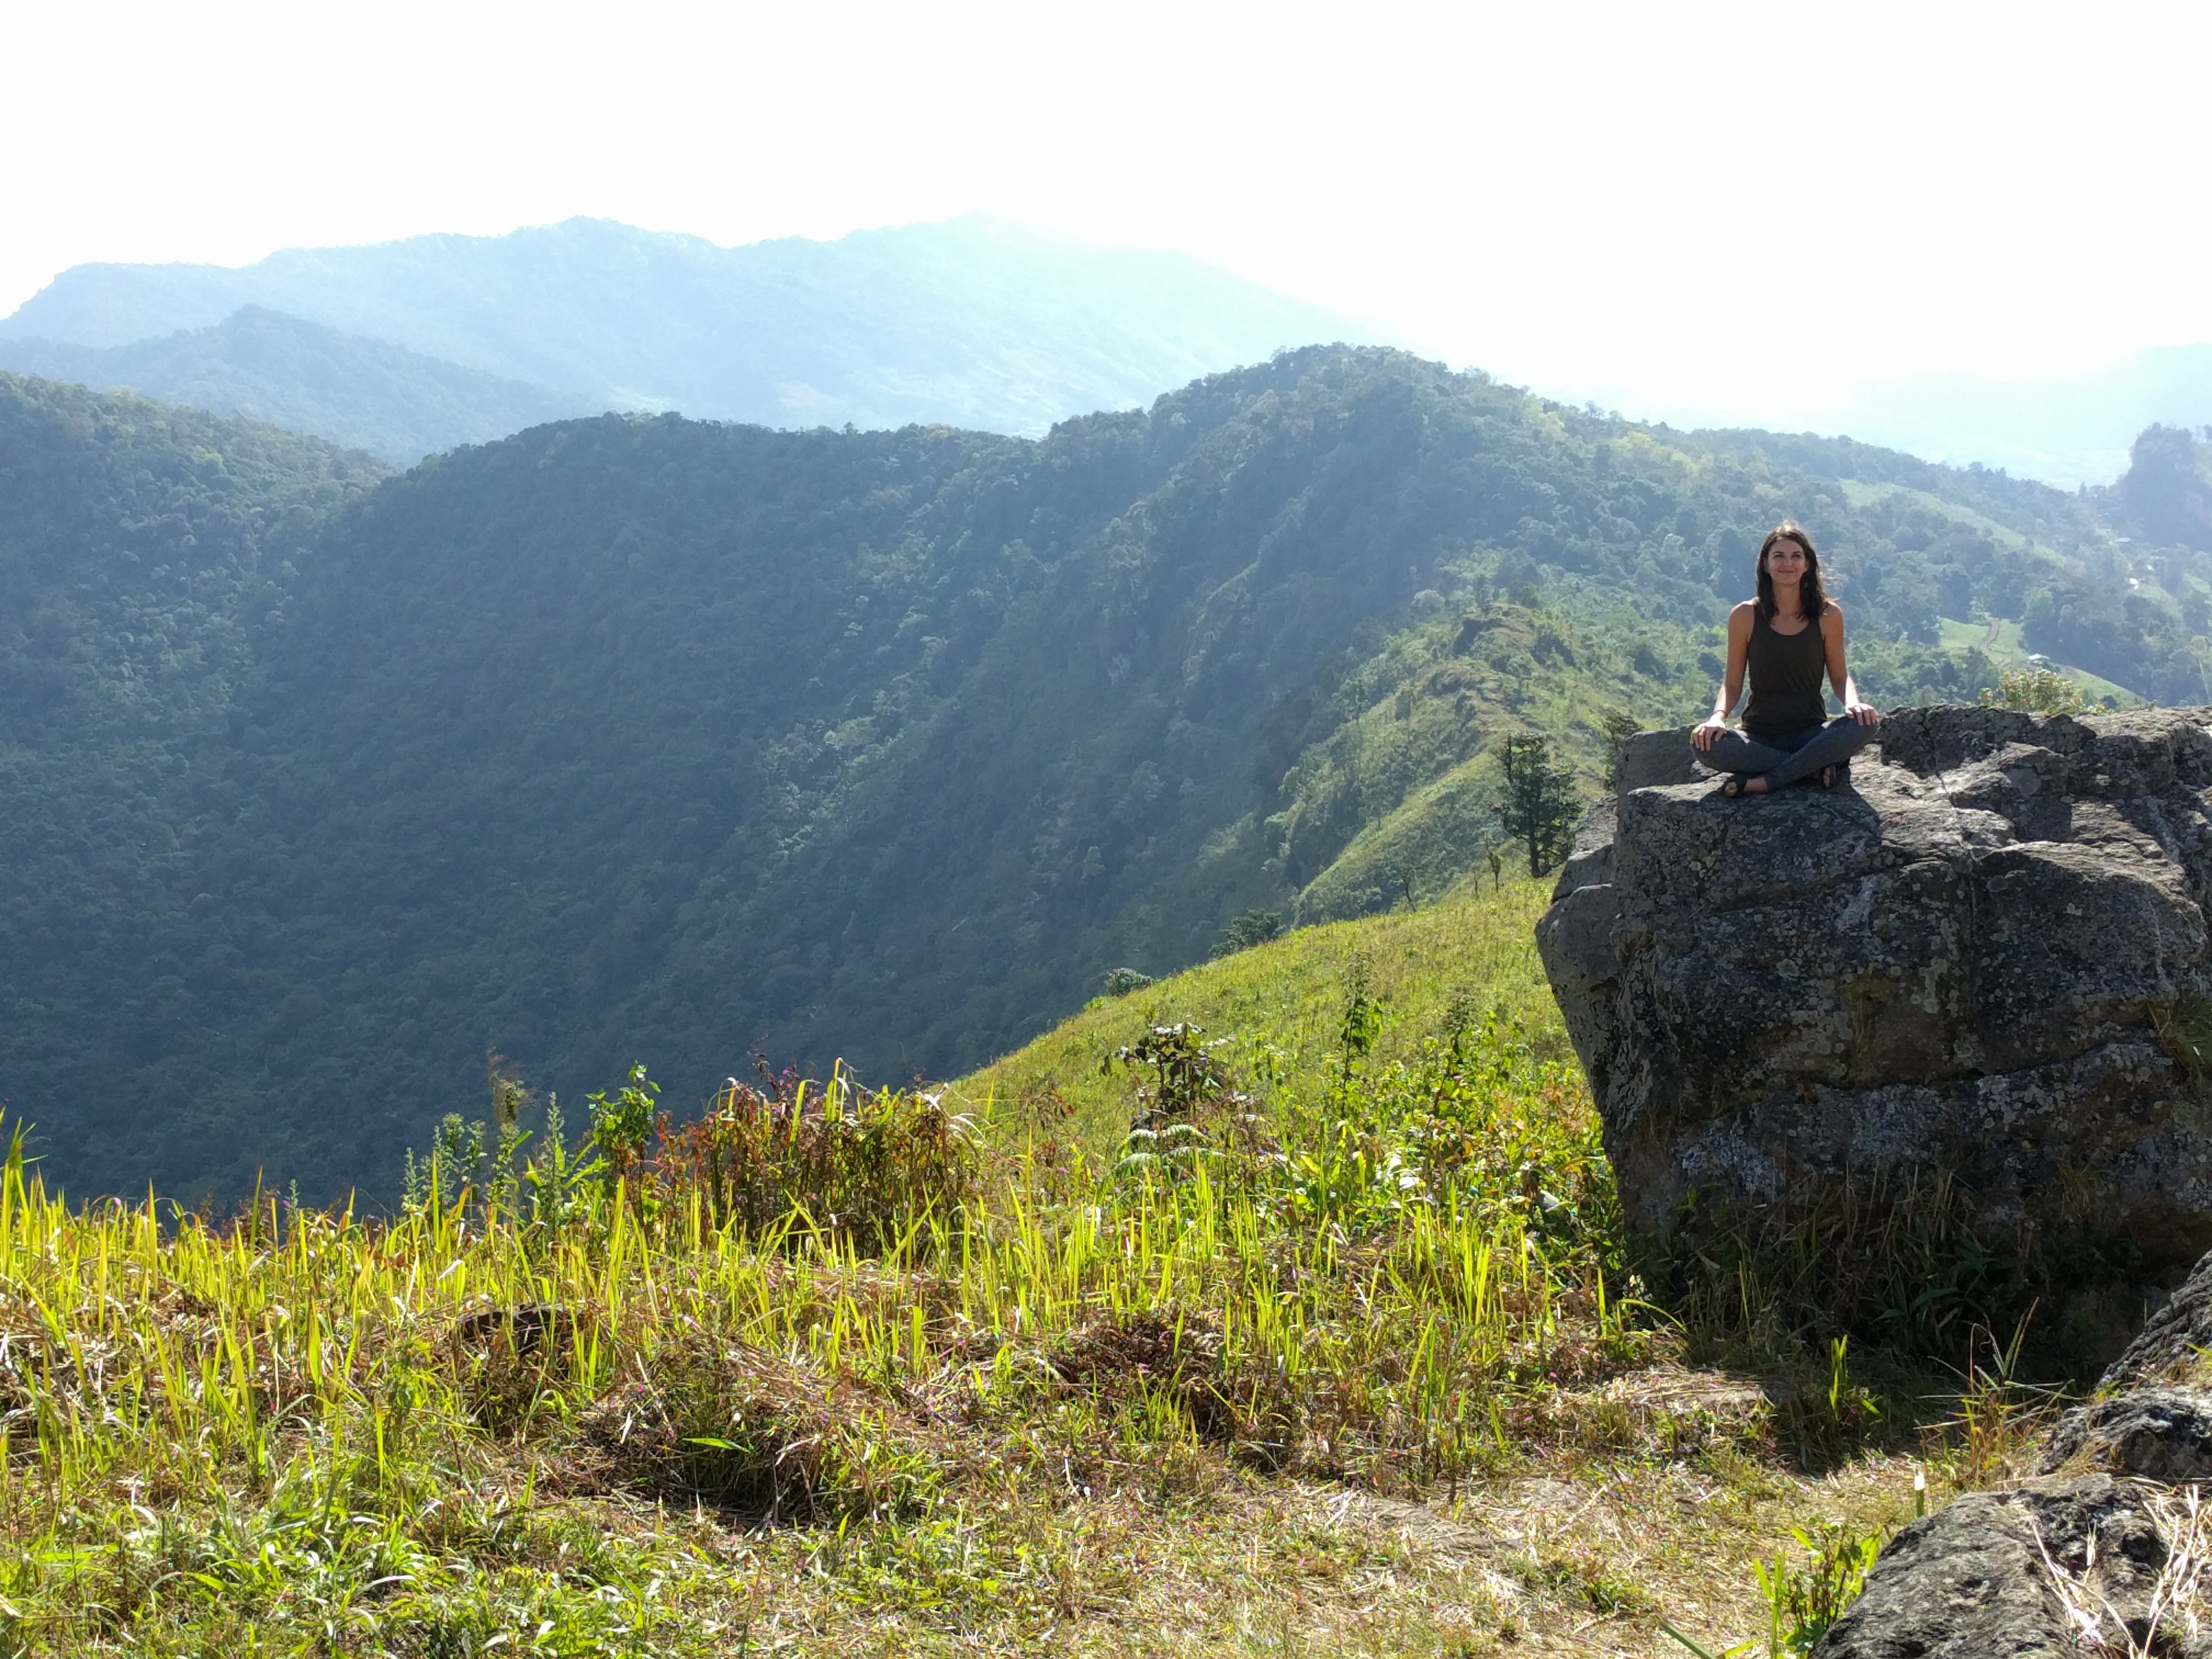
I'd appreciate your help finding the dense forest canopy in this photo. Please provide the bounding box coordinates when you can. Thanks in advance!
[2,348,2205,1203]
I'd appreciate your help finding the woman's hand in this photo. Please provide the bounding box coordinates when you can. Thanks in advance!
[1845,698,1880,726]
[1692,716,1729,751]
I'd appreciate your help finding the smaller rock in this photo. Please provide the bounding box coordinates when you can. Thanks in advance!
[2098,1249,2212,1391]
[1815,1476,2164,1658]
[2038,1386,2212,1482]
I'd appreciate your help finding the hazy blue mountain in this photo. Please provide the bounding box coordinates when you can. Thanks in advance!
[1,217,1375,436]
[0,306,597,463]
[1826,344,2212,488]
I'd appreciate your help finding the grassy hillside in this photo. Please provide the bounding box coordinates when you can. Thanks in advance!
[1935,616,2145,706]
[0,879,1956,1657]
[952,874,1565,1156]
[5,349,2209,1203]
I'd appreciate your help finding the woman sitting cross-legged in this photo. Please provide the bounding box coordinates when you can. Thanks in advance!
[1691,520,1880,795]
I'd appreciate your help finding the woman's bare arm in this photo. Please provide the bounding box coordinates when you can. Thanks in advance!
[1692,604,1757,751]
[1822,604,1878,725]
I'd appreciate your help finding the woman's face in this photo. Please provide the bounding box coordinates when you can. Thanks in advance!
[1764,538,1810,584]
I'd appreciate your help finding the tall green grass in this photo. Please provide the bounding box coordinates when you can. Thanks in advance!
[0,881,1661,1654]
[957,873,1568,1158]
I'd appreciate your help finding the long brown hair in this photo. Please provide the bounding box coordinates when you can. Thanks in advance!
[1755,521,1829,623]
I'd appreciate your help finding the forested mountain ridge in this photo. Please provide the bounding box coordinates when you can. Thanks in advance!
[3,350,2204,1203]
[0,375,383,762]
[0,217,1372,438]
[0,377,385,1188]
[0,307,597,463]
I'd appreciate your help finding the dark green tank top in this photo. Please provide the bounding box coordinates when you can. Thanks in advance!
[1742,608,1829,736]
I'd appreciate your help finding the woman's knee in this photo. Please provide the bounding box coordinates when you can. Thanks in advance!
[1832,716,1880,754]
[1696,733,1768,773]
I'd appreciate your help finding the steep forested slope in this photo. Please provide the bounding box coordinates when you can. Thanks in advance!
[0,308,596,462]
[1,350,2199,1203]
[0,376,385,1187]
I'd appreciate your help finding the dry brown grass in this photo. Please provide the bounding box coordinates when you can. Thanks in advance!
[0,881,2011,1655]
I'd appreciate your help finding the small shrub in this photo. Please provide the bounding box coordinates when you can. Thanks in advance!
[1211,909,1283,958]
[652,1064,977,1255]
[1101,966,1156,997]
[1754,1520,1885,1655]
[1102,1023,1267,1192]
[403,1113,486,1215]
[518,1093,591,1233]
[587,1064,659,1196]
[1103,1023,1242,1129]
[1978,665,2093,715]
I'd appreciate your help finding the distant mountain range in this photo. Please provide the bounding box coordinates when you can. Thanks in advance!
[8,214,2207,487]
[0,306,596,463]
[1820,345,2212,489]
[0,217,1373,451]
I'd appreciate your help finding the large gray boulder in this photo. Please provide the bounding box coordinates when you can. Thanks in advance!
[1539,706,2212,1268]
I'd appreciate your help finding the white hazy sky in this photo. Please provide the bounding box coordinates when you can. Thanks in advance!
[4,0,2207,426]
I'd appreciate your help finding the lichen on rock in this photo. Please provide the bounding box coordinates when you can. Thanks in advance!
[1539,706,2212,1276]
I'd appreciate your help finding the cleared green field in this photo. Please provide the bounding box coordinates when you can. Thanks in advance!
[1934,614,2143,707]
[1833,478,2041,553]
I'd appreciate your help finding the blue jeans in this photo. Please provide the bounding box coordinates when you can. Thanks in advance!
[1699,716,1877,789]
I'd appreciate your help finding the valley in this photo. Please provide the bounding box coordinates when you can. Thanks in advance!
[4,352,2208,1203]
[12,12,2212,1653]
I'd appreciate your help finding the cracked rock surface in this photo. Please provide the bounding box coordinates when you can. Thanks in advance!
[1813,1475,2171,1658]
[1813,1250,2212,1657]
[1538,706,2212,1267]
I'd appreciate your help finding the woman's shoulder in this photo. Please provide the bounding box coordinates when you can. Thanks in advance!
[1820,600,1847,627]
[1729,599,1758,623]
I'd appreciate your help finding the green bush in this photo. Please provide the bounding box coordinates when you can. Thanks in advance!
[651,1065,978,1253]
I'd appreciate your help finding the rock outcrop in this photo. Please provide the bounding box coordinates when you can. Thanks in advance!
[1813,1474,2179,1657]
[1814,1246,2212,1656]
[1538,706,2212,1268]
